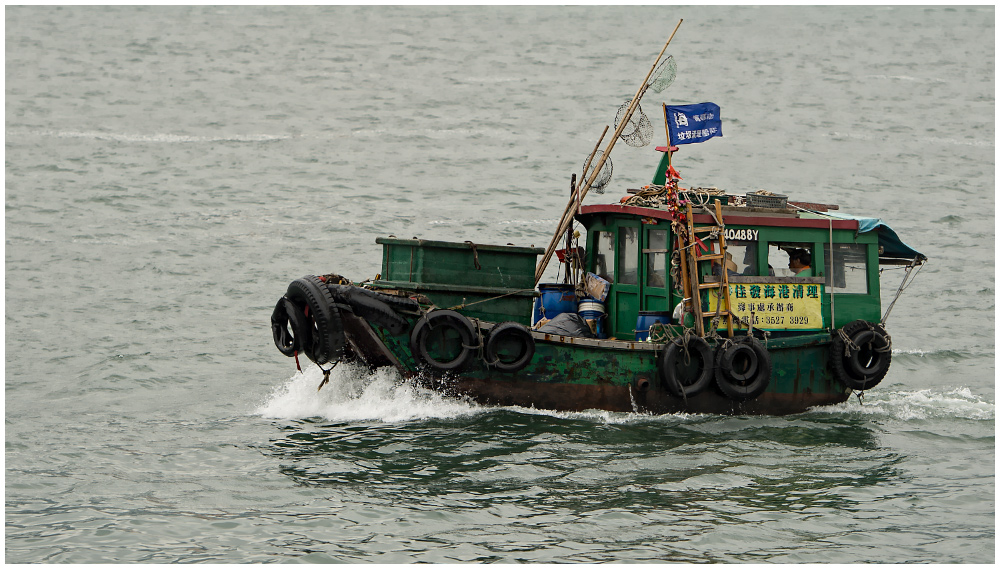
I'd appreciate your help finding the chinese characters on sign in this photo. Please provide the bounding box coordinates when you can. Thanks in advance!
[708,282,823,330]
[665,102,723,146]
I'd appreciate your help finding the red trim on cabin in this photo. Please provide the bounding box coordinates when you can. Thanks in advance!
[576,203,859,230]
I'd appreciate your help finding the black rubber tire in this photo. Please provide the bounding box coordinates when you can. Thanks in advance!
[659,336,715,398]
[328,283,420,313]
[285,275,344,365]
[849,329,891,379]
[718,342,758,382]
[271,298,298,356]
[282,297,313,357]
[369,290,420,312]
[409,309,477,372]
[714,336,771,401]
[485,321,535,373]
[831,320,892,391]
[328,284,408,336]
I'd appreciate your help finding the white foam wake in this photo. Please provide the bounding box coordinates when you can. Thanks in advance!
[255,363,485,423]
[256,366,993,425]
[427,218,560,226]
[9,129,291,143]
[811,386,994,421]
[862,74,948,84]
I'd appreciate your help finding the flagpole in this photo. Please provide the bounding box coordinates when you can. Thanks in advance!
[662,102,673,174]
[534,19,684,286]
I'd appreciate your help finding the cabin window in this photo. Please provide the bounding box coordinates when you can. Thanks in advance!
[704,239,758,277]
[619,227,639,285]
[594,231,615,282]
[716,240,758,276]
[824,243,869,294]
[646,229,668,287]
[768,243,814,277]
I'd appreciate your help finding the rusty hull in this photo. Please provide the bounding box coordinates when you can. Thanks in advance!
[345,311,850,416]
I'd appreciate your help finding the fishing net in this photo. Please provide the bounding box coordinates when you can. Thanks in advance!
[647,55,677,93]
[615,99,654,147]
[583,150,612,194]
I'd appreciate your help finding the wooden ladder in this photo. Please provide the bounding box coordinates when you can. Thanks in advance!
[678,199,735,338]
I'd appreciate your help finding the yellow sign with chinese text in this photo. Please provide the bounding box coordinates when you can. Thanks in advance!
[708,282,823,330]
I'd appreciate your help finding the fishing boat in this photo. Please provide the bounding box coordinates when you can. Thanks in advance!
[268,21,926,415]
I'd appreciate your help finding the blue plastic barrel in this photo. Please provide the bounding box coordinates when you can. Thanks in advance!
[635,311,671,341]
[578,298,607,339]
[533,283,577,325]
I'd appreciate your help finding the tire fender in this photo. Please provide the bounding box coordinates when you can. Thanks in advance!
[328,284,409,336]
[271,297,313,357]
[409,310,477,372]
[271,298,298,356]
[658,335,714,398]
[831,320,892,390]
[285,275,345,365]
[329,284,420,313]
[484,322,535,373]
[714,336,771,401]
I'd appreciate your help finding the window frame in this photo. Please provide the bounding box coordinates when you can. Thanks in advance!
[823,242,870,295]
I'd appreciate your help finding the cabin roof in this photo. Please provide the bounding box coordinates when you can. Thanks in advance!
[576,203,859,230]
[576,203,927,262]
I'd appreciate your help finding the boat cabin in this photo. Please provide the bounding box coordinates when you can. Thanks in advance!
[575,199,916,340]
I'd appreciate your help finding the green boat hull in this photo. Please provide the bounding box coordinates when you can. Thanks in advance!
[340,310,851,416]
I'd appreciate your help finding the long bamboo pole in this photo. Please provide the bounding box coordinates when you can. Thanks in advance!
[577,125,609,196]
[560,127,609,286]
[542,124,608,287]
[534,19,683,286]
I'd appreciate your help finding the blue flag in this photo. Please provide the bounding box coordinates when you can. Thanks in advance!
[666,102,723,145]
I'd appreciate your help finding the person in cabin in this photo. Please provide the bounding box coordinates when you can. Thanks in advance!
[786,248,813,277]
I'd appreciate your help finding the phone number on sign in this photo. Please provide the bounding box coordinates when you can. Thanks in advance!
[748,315,811,326]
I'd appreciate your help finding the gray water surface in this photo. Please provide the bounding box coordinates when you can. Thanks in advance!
[6,6,994,563]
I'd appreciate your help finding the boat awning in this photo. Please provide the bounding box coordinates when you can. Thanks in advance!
[824,212,927,263]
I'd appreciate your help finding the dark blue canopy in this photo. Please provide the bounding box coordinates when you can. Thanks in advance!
[826,212,927,262]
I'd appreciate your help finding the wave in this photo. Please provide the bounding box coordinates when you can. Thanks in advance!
[347,127,516,140]
[827,130,992,148]
[256,365,993,425]
[8,127,525,144]
[255,364,709,426]
[455,76,527,84]
[427,218,560,226]
[254,363,485,423]
[509,387,995,424]
[810,386,994,421]
[862,74,948,84]
[891,348,991,362]
[7,129,291,143]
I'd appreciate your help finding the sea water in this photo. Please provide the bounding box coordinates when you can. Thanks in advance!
[6,6,994,563]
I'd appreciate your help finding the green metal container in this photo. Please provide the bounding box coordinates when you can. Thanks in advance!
[373,238,543,325]
[376,237,542,290]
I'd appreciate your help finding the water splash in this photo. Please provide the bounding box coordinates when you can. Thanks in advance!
[499,404,712,425]
[256,365,993,425]
[255,364,718,426]
[811,387,994,421]
[255,363,484,423]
